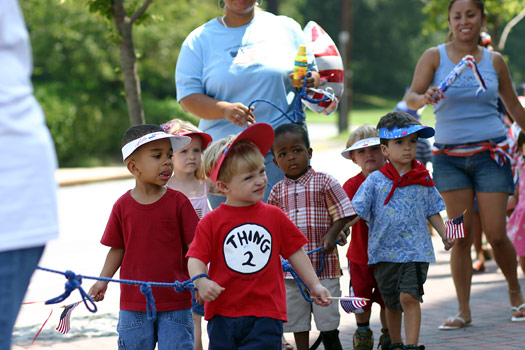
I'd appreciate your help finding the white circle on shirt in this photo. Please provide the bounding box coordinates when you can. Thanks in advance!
[223,223,272,274]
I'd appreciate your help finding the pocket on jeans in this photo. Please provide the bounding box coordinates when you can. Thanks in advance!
[167,310,192,328]
[117,311,144,331]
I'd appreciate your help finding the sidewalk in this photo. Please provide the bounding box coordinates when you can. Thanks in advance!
[13,123,525,349]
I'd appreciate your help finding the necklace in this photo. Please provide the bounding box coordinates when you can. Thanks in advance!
[221,15,229,28]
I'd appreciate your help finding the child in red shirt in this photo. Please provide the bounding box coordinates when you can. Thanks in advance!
[89,124,199,350]
[341,124,390,350]
[187,123,331,350]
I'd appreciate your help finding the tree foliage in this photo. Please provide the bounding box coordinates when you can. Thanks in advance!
[21,0,525,165]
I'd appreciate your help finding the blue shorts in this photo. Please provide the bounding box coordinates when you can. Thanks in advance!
[207,315,283,350]
[191,289,204,316]
[432,149,514,194]
[117,309,193,350]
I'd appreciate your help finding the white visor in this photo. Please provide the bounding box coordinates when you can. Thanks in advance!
[341,137,380,159]
[121,131,191,161]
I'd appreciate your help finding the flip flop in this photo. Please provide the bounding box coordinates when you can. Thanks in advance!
[511,303,525,322]
[438,315,472,330]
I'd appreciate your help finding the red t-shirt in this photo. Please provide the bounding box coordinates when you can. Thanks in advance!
[101,188,199,312]
[186,201,308,321]
[343,173,369,265]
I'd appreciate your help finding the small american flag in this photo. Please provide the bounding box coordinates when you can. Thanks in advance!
[56,302,81,334]
[340,297,367,314]
[445,210,466,239]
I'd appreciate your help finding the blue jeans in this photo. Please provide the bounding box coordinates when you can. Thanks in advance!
[207,315,283,350]
[117,309,193,350]
[0,245,45,350]
[208,152,283,209]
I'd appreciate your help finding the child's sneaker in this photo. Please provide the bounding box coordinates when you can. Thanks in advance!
[378,328,391,350]
[353,328,373,350]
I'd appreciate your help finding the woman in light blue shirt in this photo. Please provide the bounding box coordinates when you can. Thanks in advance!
[175,0,319,207]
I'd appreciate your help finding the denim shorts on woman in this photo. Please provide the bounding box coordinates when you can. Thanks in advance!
[432,148,514,194]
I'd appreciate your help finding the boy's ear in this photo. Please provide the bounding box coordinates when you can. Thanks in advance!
[272,156,279,167]
[126,159,140,176]
[308,147,313,159]
[215,180,230,194]
[380,144,389,157]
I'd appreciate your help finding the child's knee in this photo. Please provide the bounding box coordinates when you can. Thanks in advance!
[400,291,420,308]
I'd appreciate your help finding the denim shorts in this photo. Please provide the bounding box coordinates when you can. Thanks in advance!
[0,245,44,350]
[207,315,283,350]
[117,309,193,350]
[432,149,514,194]
[374,262,429,312]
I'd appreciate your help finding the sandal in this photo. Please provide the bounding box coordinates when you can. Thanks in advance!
[388,343,404,350]
[472,260,486,273]
[511,303,525,322]
[509,289,525,322]
[282,336,294,350]
[438,315,472,330]
[404,346,425,350]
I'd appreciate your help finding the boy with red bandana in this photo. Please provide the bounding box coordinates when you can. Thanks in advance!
[351,112,455,350]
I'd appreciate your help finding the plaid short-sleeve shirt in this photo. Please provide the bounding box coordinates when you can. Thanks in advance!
[268,167,356,279]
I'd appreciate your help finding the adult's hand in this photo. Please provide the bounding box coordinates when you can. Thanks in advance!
[221,102,255,128]
[180,94,255,127]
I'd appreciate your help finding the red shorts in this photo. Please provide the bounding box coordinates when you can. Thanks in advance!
[349,261,385,311]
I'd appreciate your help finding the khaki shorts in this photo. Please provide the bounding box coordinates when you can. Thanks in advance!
[283,278,341,333]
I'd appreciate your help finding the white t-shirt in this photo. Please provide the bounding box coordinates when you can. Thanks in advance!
[0,0,59,252]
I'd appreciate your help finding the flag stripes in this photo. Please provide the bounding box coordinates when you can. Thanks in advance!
[56,302,81,334]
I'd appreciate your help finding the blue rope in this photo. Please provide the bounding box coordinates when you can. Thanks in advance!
[283,234,346,302]
[247,72,329,125]
[37,266,208,320]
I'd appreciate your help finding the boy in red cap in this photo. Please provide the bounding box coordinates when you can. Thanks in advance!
[187,123,331,349]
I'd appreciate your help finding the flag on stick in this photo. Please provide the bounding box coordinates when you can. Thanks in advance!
[339,296,368,314]
[56,301,81,334]
[445,209,466,239]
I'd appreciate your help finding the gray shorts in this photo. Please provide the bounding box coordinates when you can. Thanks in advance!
[373,262,429,312]
[283,278,341,333]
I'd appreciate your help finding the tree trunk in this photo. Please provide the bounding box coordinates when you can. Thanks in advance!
[338,0,352,133]
[113,0,145,126]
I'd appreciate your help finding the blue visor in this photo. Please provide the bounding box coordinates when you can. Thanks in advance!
[379,125,434,139]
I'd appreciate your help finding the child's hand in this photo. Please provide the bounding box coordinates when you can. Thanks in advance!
[321,234,337,254]
[442,237,455,251]
[336,231,348,246]
[89,281,109,302]
[310,283,332,307]
[194,277,225,302]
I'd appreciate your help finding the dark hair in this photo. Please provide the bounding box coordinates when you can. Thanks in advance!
[518,131,525,151]
[121,124,164,147]
[377,111,421,145]
[448,0,485,17]
[272,123,310,152]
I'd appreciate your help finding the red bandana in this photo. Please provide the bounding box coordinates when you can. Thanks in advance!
[379,160,435,205]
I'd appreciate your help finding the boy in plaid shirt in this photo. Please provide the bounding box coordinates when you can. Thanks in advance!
[269,123,356,350]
